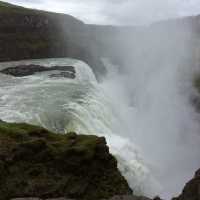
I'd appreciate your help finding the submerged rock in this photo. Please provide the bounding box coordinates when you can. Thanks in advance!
[0,121,132,200]
[0,64,76,77]
[49,72,75,79]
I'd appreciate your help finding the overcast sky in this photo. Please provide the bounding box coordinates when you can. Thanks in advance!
[3,0,200,25]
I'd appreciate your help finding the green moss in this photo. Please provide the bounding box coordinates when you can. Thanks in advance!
[0,121,49,141]
[0,121,132,200]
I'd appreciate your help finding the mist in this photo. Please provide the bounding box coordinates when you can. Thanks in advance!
[98,16,200,198]
[3,0,200,25]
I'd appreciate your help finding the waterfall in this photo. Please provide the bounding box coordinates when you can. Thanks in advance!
[0,58,159,197]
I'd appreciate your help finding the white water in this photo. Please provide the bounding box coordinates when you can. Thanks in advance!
[101,57,200,198]
[0,57,200,198]
[0,58,158,197]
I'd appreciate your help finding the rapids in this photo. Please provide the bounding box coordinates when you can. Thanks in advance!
[0,58,158,197]
[1,57,200,198]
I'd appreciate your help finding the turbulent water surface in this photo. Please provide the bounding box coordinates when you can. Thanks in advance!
[1,58,200,198]
[0,58,157,196]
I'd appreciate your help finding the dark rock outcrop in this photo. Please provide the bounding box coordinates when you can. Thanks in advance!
[172,169,200,200]
[0,64,76,78]
[0,121,132,200]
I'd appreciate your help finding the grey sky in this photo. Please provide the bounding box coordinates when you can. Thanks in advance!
[2,0,200,25]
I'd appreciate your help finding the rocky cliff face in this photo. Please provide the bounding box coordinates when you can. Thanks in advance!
[0,120,132,200]
[7,167,200,200]
[172,169,200,200]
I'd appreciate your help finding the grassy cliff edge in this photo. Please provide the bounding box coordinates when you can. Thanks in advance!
[0,120,132,200]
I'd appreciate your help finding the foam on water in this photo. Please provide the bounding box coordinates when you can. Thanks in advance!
[0,58,158,197]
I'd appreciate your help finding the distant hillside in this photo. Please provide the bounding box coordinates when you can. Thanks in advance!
[0,1,200,79]
[0,1,106,79]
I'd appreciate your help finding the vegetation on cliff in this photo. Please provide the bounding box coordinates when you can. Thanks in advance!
[0,1,31,13]
[0,121,132,200]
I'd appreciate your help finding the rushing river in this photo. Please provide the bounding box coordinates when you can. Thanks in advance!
[1,58,200,198]
[0,58,158,197]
